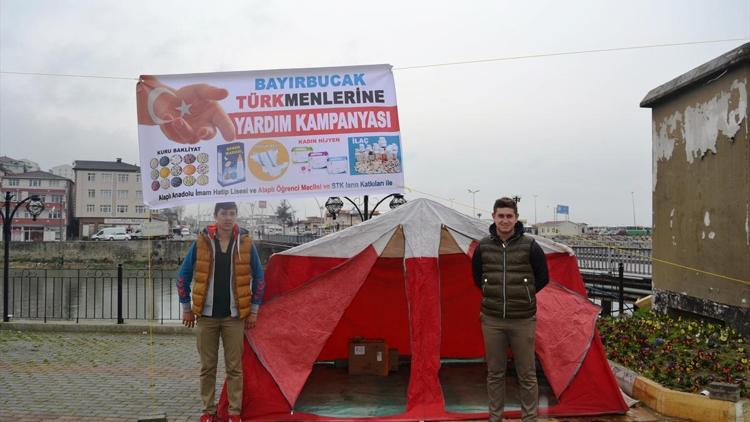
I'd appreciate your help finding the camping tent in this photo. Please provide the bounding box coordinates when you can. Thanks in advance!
[217,198,628,420]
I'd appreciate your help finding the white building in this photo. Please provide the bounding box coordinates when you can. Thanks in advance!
[536,220,588,237]
[0,156,40,175]
[49,163,75,181]
[73,159,149,238]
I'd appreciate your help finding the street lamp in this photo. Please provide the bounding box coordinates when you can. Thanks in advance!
[388,194,407,209]
[2,192,45,322]
[325,194,406,222]
[468,189,479,218]
[325,197,344,220]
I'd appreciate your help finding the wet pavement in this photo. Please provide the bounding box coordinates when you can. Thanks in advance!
[0,325,681,421]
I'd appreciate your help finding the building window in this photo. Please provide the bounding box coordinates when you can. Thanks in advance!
[117,190,128,200]
[103,173,113,183]
[101,190,112,199]
[100,205,111,213]
[117,205,128,214]
[29,179,41,187]
[51,194,63,203]
[88,189,95,198]
[49,180,60,187]
[7,179,19,186]
[136,190,143,200]
[87,173,96,182]
[136,174,141,182]
[86,204,95,213]
[48,209,62,219]
[117,174,129,183]
[135,205,146,214]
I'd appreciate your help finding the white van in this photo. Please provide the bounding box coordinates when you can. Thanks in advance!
[91,227,130,241]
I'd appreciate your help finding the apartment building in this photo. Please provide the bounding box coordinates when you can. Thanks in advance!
[73,159,148,238]
[49,163,75,181]
[0,171,73,241]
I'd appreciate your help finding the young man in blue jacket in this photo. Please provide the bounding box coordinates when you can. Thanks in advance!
[177,202,265,422]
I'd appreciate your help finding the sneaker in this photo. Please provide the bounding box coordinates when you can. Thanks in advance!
[199,413,215,422]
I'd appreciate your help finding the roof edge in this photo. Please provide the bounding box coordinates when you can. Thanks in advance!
[640,42,750,108]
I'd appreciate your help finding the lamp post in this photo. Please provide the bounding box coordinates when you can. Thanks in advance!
[468,189,479,218]
[325,194,406,222]
[2,192,45,322]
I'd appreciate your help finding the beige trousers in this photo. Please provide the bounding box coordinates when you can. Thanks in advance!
[481,313,538,422]
[196,316,244,415]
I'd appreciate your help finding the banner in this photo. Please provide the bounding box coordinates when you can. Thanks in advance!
[136,64,403,209]
[556,205,569,215]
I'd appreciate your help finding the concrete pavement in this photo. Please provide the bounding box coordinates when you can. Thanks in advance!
[0,322,680,422]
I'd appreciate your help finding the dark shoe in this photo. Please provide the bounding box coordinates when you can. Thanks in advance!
[199,413,215,422]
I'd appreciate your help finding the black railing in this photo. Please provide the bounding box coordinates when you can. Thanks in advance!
[0,266,181,323]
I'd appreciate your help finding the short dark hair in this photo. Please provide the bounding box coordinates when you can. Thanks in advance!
[493,197,518,215]
[214,202,238,216]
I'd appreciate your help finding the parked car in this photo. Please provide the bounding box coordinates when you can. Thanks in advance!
[129,229,171,240]
[91,227,130,241]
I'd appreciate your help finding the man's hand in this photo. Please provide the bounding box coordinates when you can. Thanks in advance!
[173,83,236,143]
[182,310,196,328]
[246,313,258,329]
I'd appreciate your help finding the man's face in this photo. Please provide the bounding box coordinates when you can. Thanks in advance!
[214,207,237,231]
[493,207,518,237]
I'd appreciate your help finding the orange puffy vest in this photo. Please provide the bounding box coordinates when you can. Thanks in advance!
[190,229,253,319]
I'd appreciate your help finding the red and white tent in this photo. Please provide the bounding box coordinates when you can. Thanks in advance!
[218,198,628,420]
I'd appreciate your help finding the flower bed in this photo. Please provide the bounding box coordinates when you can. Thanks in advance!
[597,311,749,398]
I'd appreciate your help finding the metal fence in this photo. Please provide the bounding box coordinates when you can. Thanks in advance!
[572,246,652,276]
[0,245,653,323]
[1,266,181,323]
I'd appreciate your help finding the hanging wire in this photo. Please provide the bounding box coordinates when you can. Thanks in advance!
[1,37,747,80]
[393,37,749,70]
[0,71,138,80]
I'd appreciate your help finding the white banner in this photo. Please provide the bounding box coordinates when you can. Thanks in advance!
[136,64,403,209]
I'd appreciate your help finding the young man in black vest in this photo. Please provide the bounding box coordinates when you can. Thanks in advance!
[472,197,549,422]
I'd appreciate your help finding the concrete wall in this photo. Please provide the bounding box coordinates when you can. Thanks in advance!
[0,239,285,268]
[649,64,749,332]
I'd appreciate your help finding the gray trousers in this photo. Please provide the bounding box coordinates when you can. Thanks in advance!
[481,313,538,422]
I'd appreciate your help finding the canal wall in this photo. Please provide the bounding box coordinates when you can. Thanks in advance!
[0,240,287,268]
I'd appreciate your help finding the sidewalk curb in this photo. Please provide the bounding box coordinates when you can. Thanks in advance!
[609,360,749,421]
[0,320,194,335]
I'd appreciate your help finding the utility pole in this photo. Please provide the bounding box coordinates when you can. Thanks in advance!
[631,191,637,226]
[533,194,538,225]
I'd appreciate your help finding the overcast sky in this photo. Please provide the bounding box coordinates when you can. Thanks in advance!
[1,0,748,226]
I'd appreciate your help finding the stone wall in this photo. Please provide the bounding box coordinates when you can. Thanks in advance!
[0,240,286,268]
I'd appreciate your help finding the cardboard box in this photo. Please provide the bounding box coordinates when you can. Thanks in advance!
[348,338,388,376]
[388,348,399,372]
